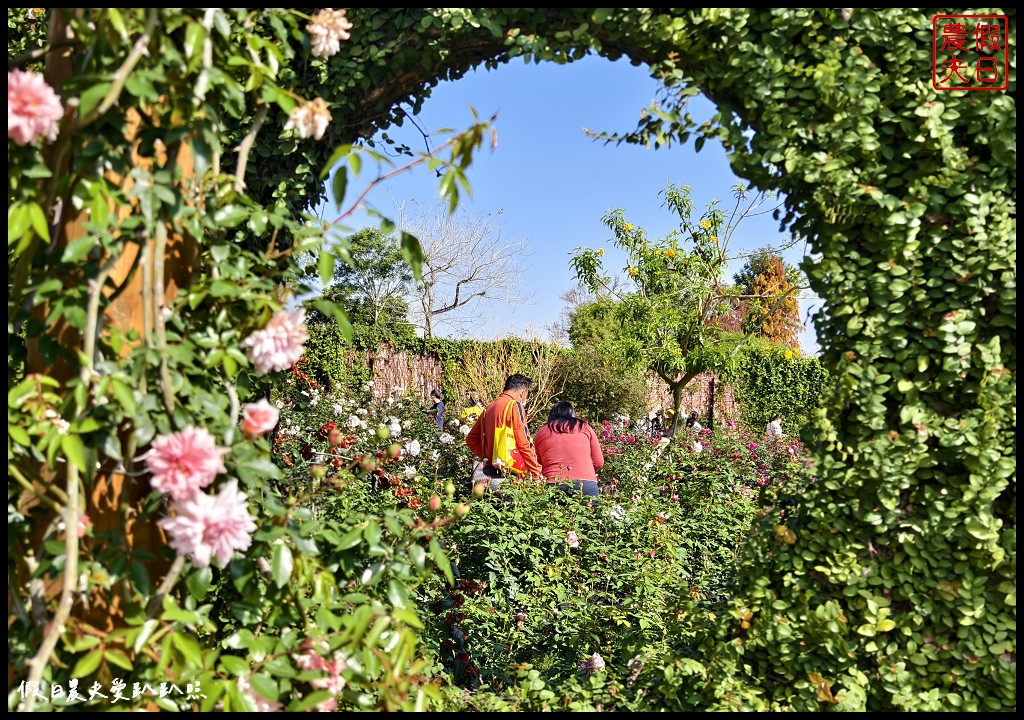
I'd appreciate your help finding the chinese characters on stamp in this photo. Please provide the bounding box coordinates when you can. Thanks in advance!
[932,14,1009,91]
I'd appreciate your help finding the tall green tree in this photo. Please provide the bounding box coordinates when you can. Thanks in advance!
[325,227,414,328]
[571,182,780,435]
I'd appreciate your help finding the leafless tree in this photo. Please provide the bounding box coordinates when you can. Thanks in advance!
[398,200,534,339]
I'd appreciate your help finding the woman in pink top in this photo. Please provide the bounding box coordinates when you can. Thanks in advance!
[533,401,605,499]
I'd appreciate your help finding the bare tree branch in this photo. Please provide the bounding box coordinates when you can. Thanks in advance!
[397,200,535,338]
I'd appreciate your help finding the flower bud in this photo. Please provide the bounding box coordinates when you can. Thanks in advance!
[429,495,441,511]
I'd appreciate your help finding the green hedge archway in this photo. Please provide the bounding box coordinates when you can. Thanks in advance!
[294,9,1014,710]
[9,8,1014,711]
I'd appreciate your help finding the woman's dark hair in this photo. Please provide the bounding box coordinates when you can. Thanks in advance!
[686,411,699,427]
[430,389,442,401]
[546,401,584,433]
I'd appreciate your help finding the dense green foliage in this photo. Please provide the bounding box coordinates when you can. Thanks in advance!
[735,339,832,438]
[551,346,650,425]
[266,382,811,711]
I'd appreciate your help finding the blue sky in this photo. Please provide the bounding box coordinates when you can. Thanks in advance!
[337,53,822,355]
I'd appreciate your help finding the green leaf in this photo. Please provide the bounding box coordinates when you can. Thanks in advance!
[105,648,134,671]
[78,82,112,118]
[429,537,455,586]
[213,205,250,228]
[219,654,251,676]
[61,434,88,473]
[9,426,31,446]
[187,566,214,600]
[233,457,282,483]
[332,167,348,211]
[392,607,424,629]
[61,235,98,263]
[289,690,332,712]
[318,250,335,287]
[184,22,206,62]
[263,655,298,678]
[8,203,31,249]
[248,211,268,235]
[387,578,409,609]
[400,231,423,280]
[28,202,51,243]
[71,649,104,678]
[132,619,159,654]
[172,632,204,668]
[271,541,294,589]
[965,516,998,542]
[337,527,363,551]
[248,673,279,702]
[110,379,137,416]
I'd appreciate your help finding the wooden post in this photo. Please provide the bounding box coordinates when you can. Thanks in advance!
[17,10,197,635]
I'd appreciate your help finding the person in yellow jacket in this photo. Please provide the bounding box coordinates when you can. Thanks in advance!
[460,389,485,425]
[465,374,542,490]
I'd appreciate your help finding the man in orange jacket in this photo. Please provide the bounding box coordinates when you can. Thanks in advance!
[466,373,542,490]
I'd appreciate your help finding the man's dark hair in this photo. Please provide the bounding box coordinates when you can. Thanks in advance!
[503,373,533,392]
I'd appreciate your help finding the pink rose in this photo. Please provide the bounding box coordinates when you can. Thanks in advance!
[241,399,280,438]
[241,310,308,375]
[145,426,228,502]
[8,69,63,145]
[159,480,257,568]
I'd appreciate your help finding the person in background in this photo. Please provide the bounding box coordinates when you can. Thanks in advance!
[685,410,703,435]
[765,413,784,449]
[466,374,542,490]
[424,389,445,430]
[460,389,485,425]
[534,401,605,501]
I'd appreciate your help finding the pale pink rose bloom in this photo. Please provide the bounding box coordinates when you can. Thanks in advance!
[241,309,308,375]
[237,675,283,712]
[77,514,92,538]
[283,98,332,141]
[8,69,64,145]
[295,639,347,710]
[307,8,353,58]
[159,480,257,568]
[146,426,228,501]
[566,531,580,549]
[242,399,280,437]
